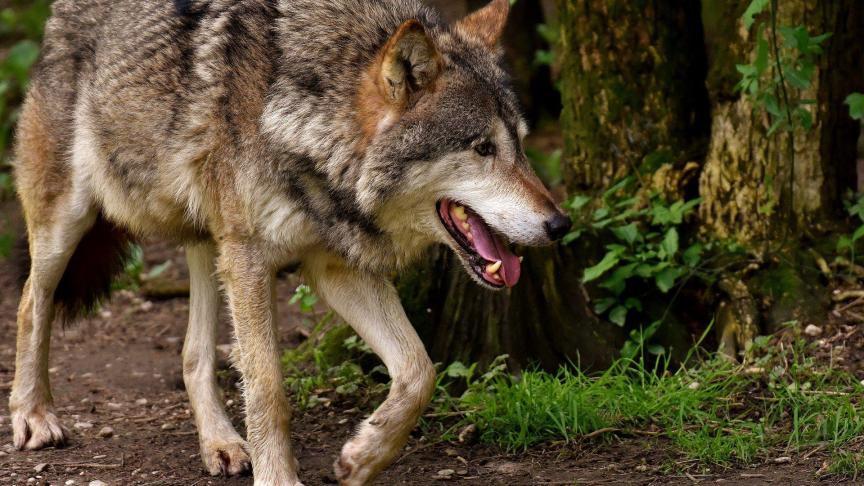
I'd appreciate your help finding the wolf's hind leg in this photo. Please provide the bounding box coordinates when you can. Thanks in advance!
[308,258,436,486]
[11,203,98,450]
[183,242,251,477]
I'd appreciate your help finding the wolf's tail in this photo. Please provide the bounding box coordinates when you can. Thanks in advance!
[15,214,134,324]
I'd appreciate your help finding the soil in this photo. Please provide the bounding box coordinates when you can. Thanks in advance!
[0,203,854,486]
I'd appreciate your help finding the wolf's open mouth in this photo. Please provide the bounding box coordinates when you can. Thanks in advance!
[437,199,521,288]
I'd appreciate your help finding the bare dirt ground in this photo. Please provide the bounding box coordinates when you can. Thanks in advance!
[0,203,851,485]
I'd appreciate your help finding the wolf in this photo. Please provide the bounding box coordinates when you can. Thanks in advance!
[9,0,572,484]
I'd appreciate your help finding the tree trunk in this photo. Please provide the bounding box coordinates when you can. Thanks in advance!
[560,0,711,191]
[698,0,864,243]
[400,0,711,370]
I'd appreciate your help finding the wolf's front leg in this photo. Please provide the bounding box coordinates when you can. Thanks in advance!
[307,258,436,486]
[218,241,303,486]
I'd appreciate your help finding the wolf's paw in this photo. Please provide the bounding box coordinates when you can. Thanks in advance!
[201,440,252,477]
[12,408,67,451]
[334,440,379,486]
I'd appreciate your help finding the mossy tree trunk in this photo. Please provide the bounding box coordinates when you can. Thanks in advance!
[559,0,711,191]
[399,0,710,370]
[698,0,864,244]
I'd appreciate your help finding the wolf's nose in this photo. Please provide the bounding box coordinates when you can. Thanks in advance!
[545,213,573,241]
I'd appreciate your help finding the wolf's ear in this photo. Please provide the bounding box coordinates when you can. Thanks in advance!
[455,0,510,48]
[378,20,441,106]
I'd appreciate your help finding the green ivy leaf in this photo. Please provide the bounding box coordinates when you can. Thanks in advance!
[655,267,683,293]
[742,0,769,29]
[846,93,864,121]
[682,243,703,268]
[611,223,640,245]
[593,297,617,315]
[600,263,637,296]
[660,228,679,259]
[609,305,628,327]
[582,249,621,283]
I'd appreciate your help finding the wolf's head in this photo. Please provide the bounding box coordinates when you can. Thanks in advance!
[355,0,571,290]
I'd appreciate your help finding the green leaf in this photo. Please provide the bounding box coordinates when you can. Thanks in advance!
[796,107,813,130]
[593,297,617,315]
[655,267,683,293]
[682,243,703,268]
[742,0,769,29]
[609,305,628,327]
[3,40,40,87]
[567,195,591,212]
[754,34,769,75]
[846,93,864,121]
[838,235,853,251]
[582,249,621,283]
[600,263,637,296]
[611,223,640,245]
[852,225,864,243]
[561,230,582,245]
[660,228,679,259]
[625,298,643,312]
[647,344,666,356]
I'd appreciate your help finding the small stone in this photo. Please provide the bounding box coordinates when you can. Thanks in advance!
[27,478,36,484]
[99,310,113,319]
[436,469,455,477]
[774,456,792,464]
[106,403,122,411]
[456,469,468,476]
[88,481,108,486]
[135,398,148,406]
[160,423,175,431]
[49,367,59,374]
[74,422,94,430]
[804,325,823,337]
[65,480,76,485]
[34,463,48,473]
[139,301,154,312]
[444,448,458,457]
[688,381,701,390]
[98,427,114,438]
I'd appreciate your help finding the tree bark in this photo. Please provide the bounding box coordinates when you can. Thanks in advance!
[698,0,864,243]
[560,0,711,191]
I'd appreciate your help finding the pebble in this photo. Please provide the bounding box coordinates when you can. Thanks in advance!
[34,463,48,473]
[135,398,149,406]
[88,481,108,486]
[160,423,175,431]
[98,426,114,438]
[74,422,94,430]
[106,403,123,411]
[27,478,36,484]
[436,469,455,478]
[774,456,792,463]
[804,324,823,337]
[66,481,76,485]
[688,381,701,390]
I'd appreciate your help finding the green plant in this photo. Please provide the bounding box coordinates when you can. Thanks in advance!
[846,92,864,121]
[837,192,864,263]
[430,334,864,471]
[565,171,703,328]
[288,284,319,314]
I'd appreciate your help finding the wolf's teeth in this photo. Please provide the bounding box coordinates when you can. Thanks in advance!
[519,256,524,263]
[486,261,502,274]
[453,205,468,222]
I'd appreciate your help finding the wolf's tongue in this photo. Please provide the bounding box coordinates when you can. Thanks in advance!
[466,213,521,287]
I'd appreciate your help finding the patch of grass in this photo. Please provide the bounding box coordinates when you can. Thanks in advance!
[431,335,864,470]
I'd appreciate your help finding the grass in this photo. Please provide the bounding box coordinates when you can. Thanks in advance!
[282,303,864,478]
[434,336,864,473]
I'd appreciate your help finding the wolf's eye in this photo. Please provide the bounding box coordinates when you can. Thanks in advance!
[475,141,496,158]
